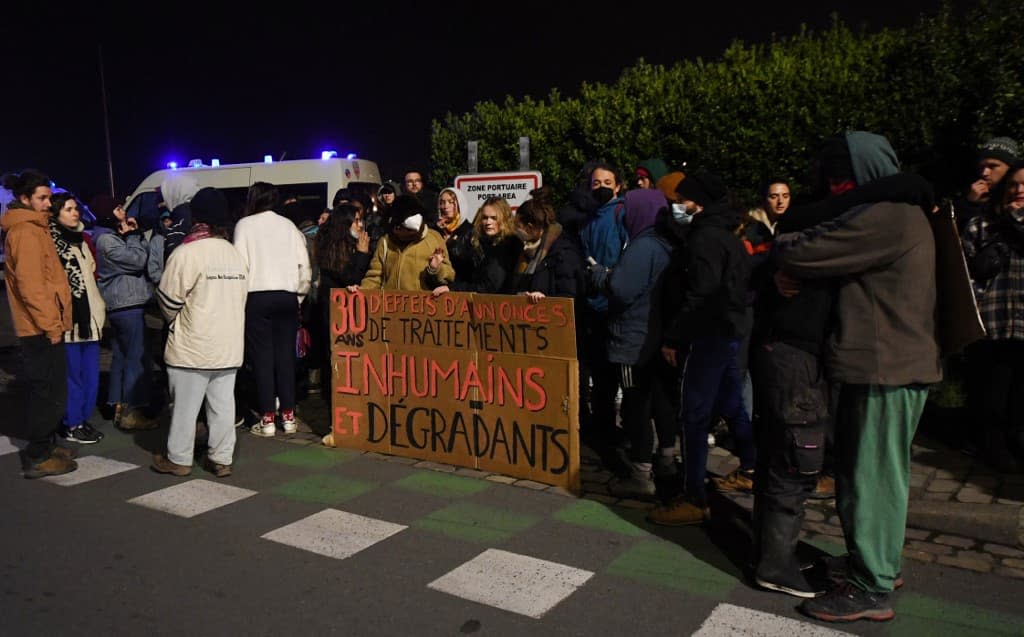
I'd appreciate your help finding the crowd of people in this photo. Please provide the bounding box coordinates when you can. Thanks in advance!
[3,129,1023,624]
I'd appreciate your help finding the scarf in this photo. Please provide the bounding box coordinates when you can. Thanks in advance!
[48,218,93,339]
[442,213,462,236]
[183,222,214,244]
[515,223,563,276]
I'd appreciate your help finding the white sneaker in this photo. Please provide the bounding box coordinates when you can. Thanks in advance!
[251,420,275,437]
[280,409,298,434]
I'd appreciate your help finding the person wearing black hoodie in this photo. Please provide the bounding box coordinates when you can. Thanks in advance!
[646,171,755,527]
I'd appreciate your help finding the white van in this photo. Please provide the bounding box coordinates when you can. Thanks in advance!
[124,156,382,227]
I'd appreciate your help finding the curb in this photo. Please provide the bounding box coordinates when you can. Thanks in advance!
[907,500,1024,548]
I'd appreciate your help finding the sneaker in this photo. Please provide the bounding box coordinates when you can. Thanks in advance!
[203,457,232,478]
[281,409,298,434]
[60,425,102,445]
[23,453,78,479]
[819,554,904,590]
[755,570,826,599]
[119,408,159,431]
[646,496,708,526]
[251,413,276,437]
[81,422,105,440]
[799,581,894,623]
[151,454,192,477]
[712,468,755,493]
[809,474,836,500]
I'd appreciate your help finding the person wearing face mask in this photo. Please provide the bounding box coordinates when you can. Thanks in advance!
[351,195,454,292]
[647,171,756,527]
[577,163,630,472]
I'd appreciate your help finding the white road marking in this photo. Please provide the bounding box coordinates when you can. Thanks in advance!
[128,479,257,518]
[693,603,854,636]
[0,435,25,456]
[43,455,138,485]
[428,548,594,619]
[261,508,407,560]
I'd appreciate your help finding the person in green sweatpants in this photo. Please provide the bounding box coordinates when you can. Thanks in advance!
[835,384,929,592]
[773,131,942,623]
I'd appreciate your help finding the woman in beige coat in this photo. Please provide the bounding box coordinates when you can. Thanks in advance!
[49,193,107,444]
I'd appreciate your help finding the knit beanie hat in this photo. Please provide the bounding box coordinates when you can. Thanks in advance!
[388,195,426,226]
[637,158,669,184]
[979,136,1020,166]
[656,172,686,201]
[191,187,230,227]
[675,171,727,208]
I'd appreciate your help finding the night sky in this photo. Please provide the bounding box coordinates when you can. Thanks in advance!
[3,1,960,202]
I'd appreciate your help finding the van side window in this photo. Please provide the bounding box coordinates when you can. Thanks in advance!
[277,182,328,221]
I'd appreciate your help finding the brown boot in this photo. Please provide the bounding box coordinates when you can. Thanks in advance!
[151,454,192,476]
[51,446,78,461]
[24,453,78,479]
[119,408,159,431]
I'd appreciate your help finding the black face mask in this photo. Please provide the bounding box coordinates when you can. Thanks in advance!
[592,187,615,206]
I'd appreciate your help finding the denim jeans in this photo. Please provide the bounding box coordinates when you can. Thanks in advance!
[107,307,151,408]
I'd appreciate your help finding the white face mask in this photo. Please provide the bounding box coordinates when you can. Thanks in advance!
[350,227,362,239]
[401,214,423,231]
[671,203,696,226]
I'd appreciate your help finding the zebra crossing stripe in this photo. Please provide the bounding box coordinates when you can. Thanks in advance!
[261,508,407,560]
[0,435,24,456]
[428,548,594,619]
[43,456,138,485]
[128,479,257,518]
[693,603,854,636]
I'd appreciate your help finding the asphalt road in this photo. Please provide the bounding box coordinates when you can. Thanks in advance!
[2,422,1022,637]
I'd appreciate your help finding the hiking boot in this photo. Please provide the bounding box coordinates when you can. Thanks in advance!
[60,425,102,445]
[712,468,755,493]
[608,462,656,499]
[151,454,192,477]
[251,413,276,438]
[819,554,903,590]
[755,569,826,599]
[799,581,894,623]
[203,457,232,478]
[119,408,159,431]
[809,474,835,500]
[51,445,77,460]
[647,496,708,526]
[24,453,78,479]
[281,409,298,434]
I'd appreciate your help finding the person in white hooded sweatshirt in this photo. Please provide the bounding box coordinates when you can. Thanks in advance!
[232,182,311,437]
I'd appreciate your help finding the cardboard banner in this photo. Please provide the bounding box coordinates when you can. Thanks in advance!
[329,290,580,493]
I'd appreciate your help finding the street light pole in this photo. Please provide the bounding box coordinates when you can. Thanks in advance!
[99,44,115,197]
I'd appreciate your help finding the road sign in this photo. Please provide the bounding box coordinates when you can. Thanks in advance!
[454,171,542,213]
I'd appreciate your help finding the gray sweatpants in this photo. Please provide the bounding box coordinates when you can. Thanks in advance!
[167,367,237,467]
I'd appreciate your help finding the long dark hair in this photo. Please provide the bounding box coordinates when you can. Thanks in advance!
[316,203,360,271]
[245,181,280,216]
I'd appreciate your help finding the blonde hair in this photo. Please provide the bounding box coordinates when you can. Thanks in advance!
[471,196,515,253]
